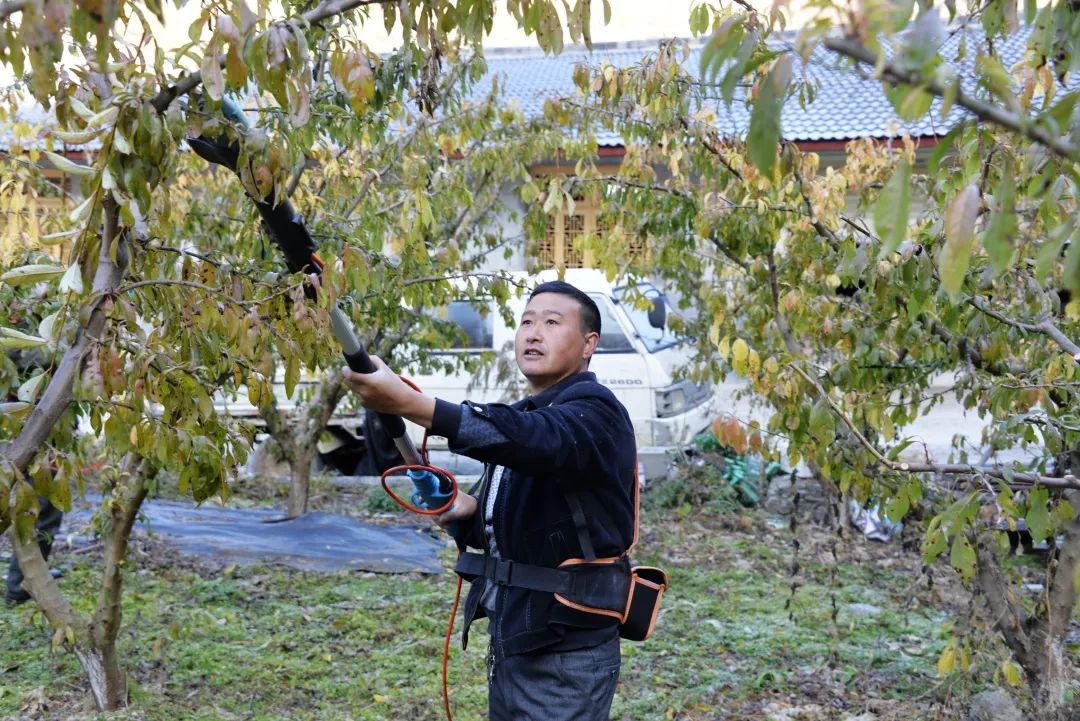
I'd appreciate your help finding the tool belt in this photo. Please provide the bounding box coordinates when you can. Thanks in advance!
[453,552,666,641]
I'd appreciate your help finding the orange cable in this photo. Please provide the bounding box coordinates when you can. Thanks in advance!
[375,374,462,721]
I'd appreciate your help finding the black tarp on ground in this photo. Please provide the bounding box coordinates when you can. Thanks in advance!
[64,498,443,574]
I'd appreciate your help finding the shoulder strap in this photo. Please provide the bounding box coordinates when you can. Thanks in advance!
[560,452,641,561]
[564,489,597,562]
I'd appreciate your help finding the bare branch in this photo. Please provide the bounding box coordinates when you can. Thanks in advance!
[823,35,1080,163]
[792,359,1080,489]
[898,463,1080,490]
[968,297,1080,361]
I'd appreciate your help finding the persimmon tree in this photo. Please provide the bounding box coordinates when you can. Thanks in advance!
[537,0,1080,713]
[0,0,598,709]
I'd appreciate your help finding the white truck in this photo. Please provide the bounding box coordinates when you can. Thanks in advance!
[217,269,718,477]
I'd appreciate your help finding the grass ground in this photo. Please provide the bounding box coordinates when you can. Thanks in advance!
[0,479,1058,721]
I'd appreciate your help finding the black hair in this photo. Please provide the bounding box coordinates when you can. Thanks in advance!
[528,280,601,336]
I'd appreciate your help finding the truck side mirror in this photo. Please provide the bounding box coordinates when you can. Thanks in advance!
[647,293,666,329]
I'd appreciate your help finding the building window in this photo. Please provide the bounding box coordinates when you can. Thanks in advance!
[531,174,646,270]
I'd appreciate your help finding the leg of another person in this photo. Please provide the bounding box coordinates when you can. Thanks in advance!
[5,498,64,604]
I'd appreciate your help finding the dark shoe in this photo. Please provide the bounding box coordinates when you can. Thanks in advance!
[4,588,31,606]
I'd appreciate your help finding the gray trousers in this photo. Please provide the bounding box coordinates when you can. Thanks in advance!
[488,635,621,721]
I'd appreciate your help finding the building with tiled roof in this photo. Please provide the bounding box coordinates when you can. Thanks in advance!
[472,23,1059,151]
[4,24,1066,269]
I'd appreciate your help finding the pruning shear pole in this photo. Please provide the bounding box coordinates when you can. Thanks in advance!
[187,97,456,515]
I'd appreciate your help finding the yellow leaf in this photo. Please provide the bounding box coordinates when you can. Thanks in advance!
[937,643,957,677]
[747,349,761,376]
[1066,299,1080,321]
[1001,660,1021,687]
[731,338,749,375]
[716,334,731,360]
[373,694,388,703]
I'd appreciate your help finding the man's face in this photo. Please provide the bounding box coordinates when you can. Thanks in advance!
[515,292,599,393]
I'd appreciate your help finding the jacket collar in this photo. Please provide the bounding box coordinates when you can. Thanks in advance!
[523,371,596,410]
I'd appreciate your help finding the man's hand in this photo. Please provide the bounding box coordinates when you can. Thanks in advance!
[435,493,478,530]
[342,357,436,429]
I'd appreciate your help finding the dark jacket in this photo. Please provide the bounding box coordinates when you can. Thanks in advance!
[430,371,636,658]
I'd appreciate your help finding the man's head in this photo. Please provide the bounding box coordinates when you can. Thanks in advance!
[515,280,601,394]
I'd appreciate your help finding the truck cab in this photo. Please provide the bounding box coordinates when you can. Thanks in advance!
[405,269,715,454]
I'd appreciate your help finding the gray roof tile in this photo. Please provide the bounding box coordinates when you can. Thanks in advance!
[477,24,1079,145]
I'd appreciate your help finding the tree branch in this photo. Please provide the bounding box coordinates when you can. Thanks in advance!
[974,530,1035,668]
[90,453,149,700]
[792,156,840,248]
[150,0,392,113]
[968,297,1080,361]
[899,463,1080,490]
[1047,490,1080,642]
[792,359,1080,490]
[823,35,1080,163]
[1,197,127,475]
[767,247,803,356]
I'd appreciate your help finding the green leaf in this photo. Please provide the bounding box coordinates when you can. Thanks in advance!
[938,184,980,299]
[1063,224,1080,297]
[808,398,835,445]
[887,84,933,121]
[43,150,94,176]
[0,401,32,419]
[284,354,299,399]
[747,54,791,181]
[885,493,909,523]
[997,482,1020,516]
[983,170,1017,274]
[13,480,39,544]
[874,157,912,256]
[923,526,947,562]
[1025,486,1051,544]
[927,124,962,176]
[0,264,66,286]
[1035,221,1071,282]
[949,534,977,582]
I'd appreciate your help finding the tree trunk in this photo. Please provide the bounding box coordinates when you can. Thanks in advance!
[74,645,127,711]
[973,497,1080,717]
[9,454,149,711]
[87,454,148,710]
[265,370,345,517]
[286,445,313,517]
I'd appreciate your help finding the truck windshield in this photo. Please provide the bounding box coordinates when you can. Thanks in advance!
[592,296,635,353]
[615,283,680,353]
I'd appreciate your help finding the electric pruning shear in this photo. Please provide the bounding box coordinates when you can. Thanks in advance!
[187,97,456,517]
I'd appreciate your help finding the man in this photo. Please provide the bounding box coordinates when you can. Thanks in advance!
[344,280,636,720]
